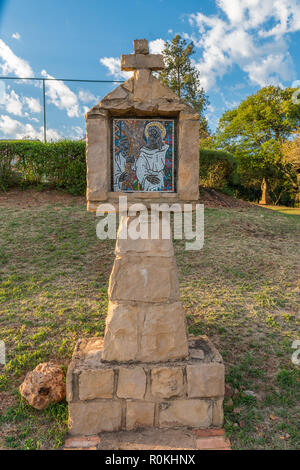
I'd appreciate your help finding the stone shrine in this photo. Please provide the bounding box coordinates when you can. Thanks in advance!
[66,39,225,435]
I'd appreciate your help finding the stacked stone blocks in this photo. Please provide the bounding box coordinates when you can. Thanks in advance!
[67,336,224,436]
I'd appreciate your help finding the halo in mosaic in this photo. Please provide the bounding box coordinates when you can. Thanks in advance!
[111,117,176,192]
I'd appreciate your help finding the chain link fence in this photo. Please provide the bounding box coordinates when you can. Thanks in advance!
[0,76,124,142]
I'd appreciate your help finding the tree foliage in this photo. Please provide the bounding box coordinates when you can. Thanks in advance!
[216,86,300,204]
[199,149,237,191]
[281,129,300,205]
[159,35,209,137]
[282,128,300,172]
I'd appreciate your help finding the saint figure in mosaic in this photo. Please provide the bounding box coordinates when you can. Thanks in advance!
[135,122,168,191]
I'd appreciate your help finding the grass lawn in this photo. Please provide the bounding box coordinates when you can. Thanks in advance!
[258,205,300,216]
[0,191,299,450]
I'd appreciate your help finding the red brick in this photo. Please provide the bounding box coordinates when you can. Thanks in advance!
[64,435,100,449]
[64,447,98,451]
[193,429,225,438]
[196,436,231,450]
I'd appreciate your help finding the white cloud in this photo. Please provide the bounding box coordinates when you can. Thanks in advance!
[0,114,24,136]
[23,96,42,113]
[0,39,34,77]
[41,70,80,118]
[46,128,62,141]
[244,53,295,87]
[12,32,21,40]
[216,0,300,32]
[0,114,39,139]
[258,0,300,36]
[4,89,23,116]
[149,38,165,54]
[0,87,42,117]
[217,0,245,25]
[0,40,85,139]
[189,0,300,90]
[0,41,83,119]
[0,41,84,118]
[0,114,63,141]
[99,57,132,80]
[78,89,97,103]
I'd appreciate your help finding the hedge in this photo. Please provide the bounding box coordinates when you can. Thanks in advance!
[0,141,237,196]
[199,148,237,190]
[0,140,86,194]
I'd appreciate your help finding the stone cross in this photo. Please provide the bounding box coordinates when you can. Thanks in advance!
[67,39,225,436]
[121,39,165,72]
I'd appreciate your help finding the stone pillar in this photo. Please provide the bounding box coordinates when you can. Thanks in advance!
[67,38,225,436]
[102,215,189,363]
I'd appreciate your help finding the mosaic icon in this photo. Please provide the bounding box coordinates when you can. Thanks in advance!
[111,118,176,192]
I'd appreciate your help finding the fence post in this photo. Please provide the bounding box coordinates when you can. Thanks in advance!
[43,79,47,143]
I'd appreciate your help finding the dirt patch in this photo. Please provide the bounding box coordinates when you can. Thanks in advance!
[0,189,85,208]
[0,187,252,209]
[199,187,253,209]
[0,391,17,414]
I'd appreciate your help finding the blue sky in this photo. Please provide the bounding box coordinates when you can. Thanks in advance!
[0,0,299,140]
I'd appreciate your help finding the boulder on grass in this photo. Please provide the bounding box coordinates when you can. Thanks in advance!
[19,362,66,410]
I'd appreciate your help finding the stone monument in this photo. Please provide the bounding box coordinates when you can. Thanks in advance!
[66,39,225,435]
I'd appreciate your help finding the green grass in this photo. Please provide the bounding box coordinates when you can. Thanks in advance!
[0,192,299,449]
[260,205,300,216]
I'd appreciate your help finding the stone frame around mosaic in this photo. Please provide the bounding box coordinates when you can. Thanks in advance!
[110,116,178,194]
[85,76,200,211]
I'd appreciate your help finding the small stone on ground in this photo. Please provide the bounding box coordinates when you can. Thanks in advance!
[19,362,65,410]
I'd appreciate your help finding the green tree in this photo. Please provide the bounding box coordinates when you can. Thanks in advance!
[281,129,300,206]
[216,86,300,204]
[159,35,209,138]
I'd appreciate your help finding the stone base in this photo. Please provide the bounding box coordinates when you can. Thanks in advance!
[67,335,225,436]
